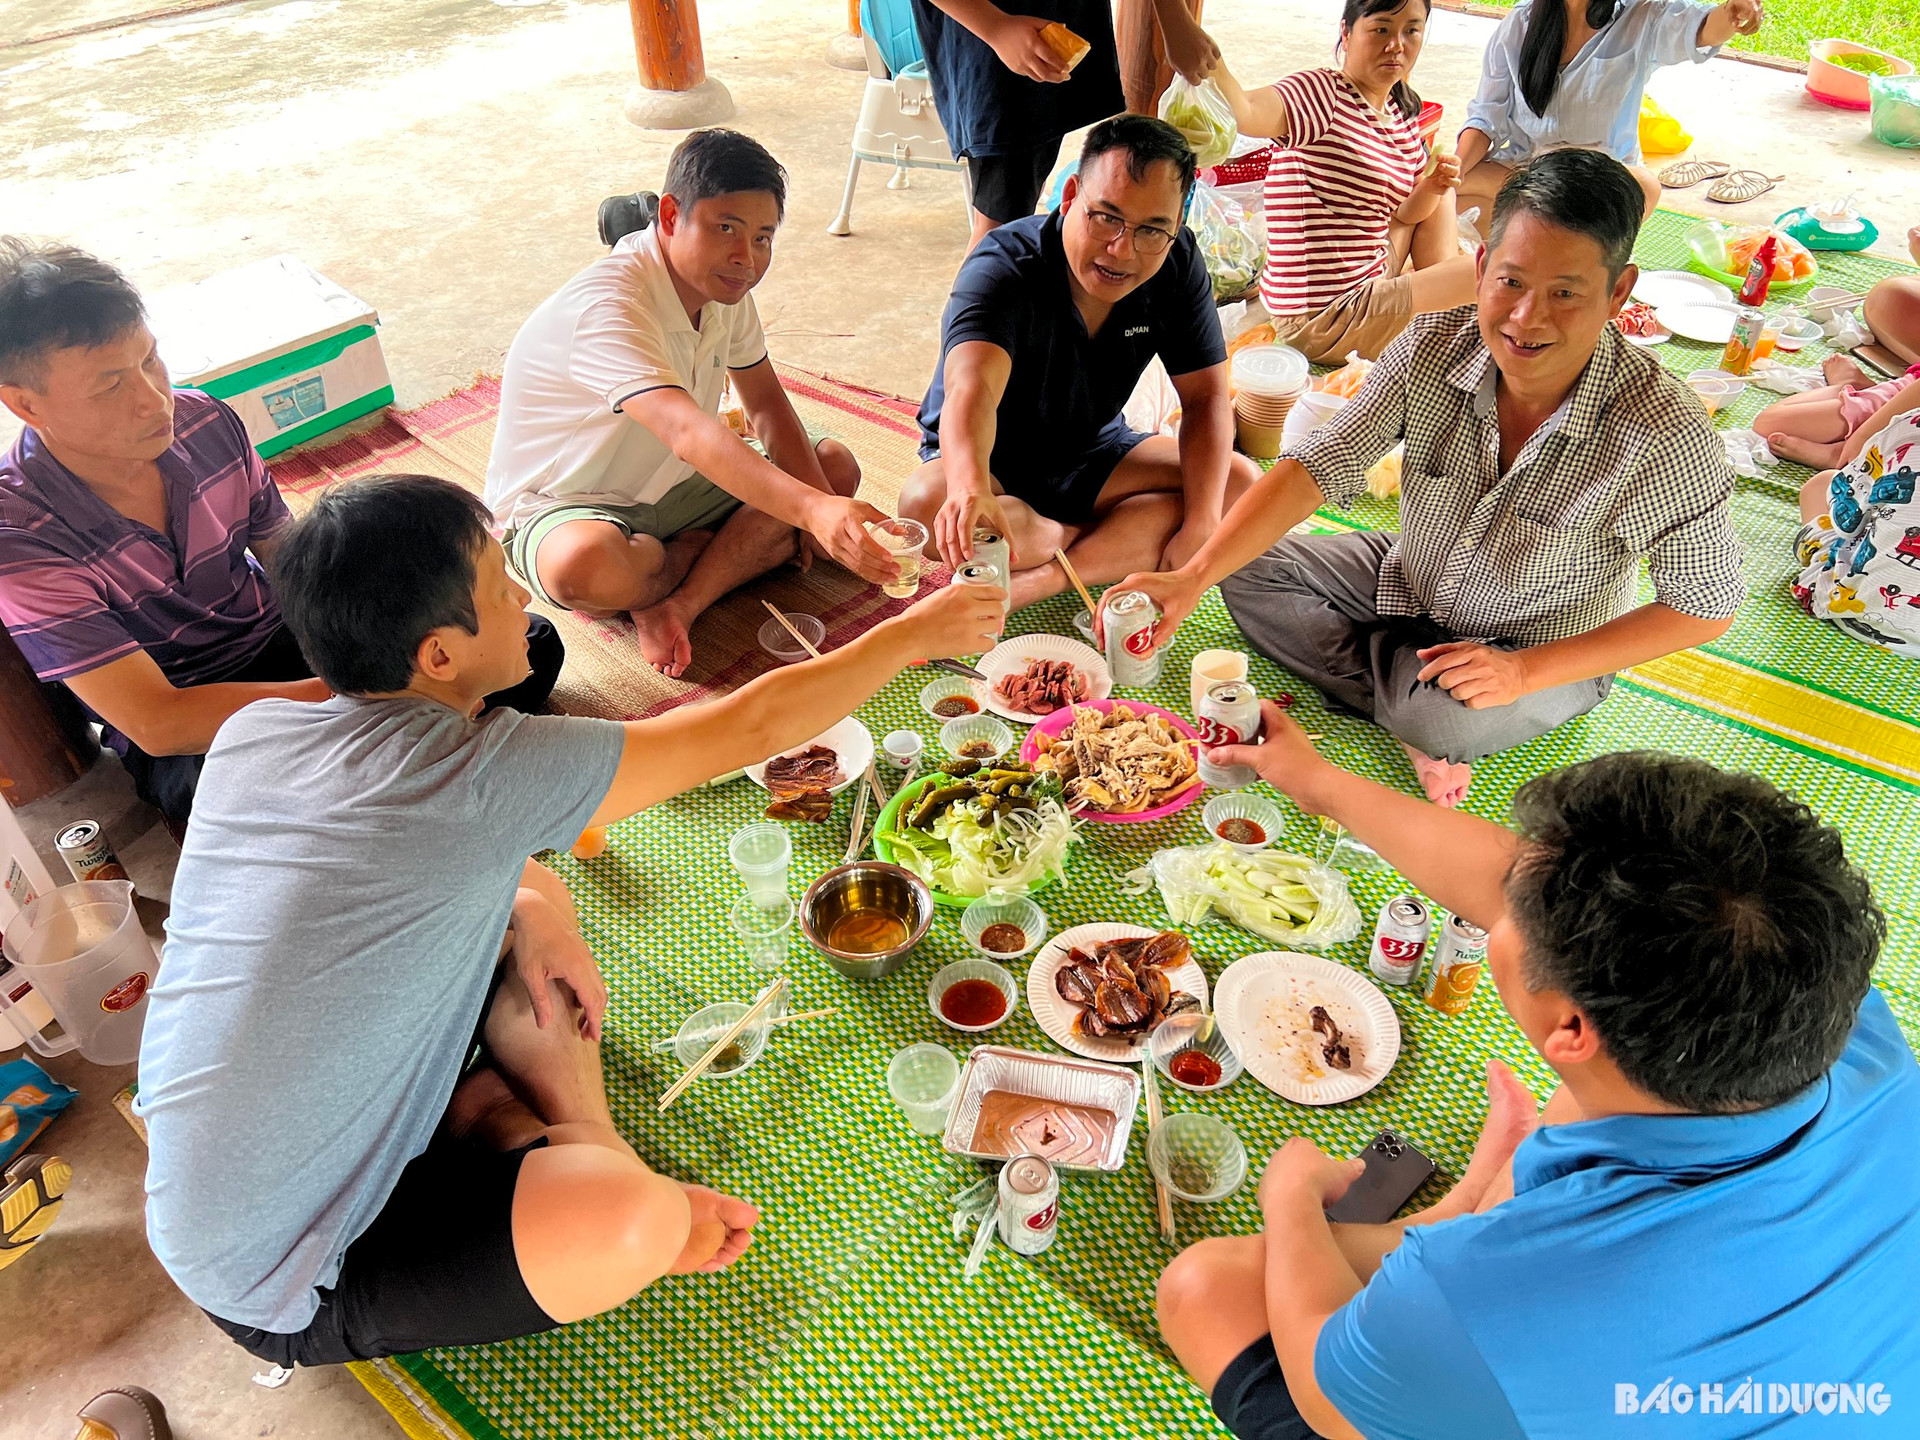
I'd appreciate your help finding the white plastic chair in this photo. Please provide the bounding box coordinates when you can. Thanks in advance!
[827,36,971,236]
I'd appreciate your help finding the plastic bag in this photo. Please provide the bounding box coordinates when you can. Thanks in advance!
[1186,180,1264,301]
[1159,76,1238,169]
[1638,95,1692,156]
[1314,350,1374,399]
[1870,74,1920,150]
[1145,842,1362,950]
[0,1056,78,1170]
[1122,356,1182,436]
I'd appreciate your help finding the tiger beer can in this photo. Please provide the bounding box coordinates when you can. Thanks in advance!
[55,821,130,884]
[1421,912,1489,1015]
[1195,680,1262,790]
[1369,895,1431,988]
[970,527,1012,580]
[997,1152,1059,1256]
[1103,589,1164,687]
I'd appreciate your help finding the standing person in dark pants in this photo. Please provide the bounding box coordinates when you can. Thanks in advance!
[0,239,564,834]
[913,0,1220,253]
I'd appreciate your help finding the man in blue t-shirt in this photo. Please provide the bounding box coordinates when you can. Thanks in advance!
[135,473,1006,1365]
[904,115,1258,612]
[1157,703,1920,1439]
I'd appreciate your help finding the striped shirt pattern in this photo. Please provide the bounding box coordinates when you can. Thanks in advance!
[1259,68,1426,317]
[0,390,291,685]
[1284,307,1747,646]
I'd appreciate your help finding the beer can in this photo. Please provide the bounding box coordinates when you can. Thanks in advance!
[1195,680,1261,789]
[970,526,1011,580]
[950,560,1005,593]
[1369,895,1431,987]
[997,1152,1059,1255]
[1103,589,1163,687]
[1422,912,1489,1015]
[55,821,129,884]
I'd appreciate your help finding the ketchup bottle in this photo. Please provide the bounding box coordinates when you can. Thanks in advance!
[1720,235,1779,377]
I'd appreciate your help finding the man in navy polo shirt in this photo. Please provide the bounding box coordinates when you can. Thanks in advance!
[0,238,564,831]
[1156,705,1920,1439]
[902,114,1258,610]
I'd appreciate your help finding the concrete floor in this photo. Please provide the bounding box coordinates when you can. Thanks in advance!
[2,1,1916,1436]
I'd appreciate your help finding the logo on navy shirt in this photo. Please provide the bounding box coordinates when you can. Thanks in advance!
[1123,326,1150,338]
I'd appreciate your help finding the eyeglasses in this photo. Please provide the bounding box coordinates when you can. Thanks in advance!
[1081,207,1179,255]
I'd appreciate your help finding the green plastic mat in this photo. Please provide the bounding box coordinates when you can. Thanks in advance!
[357,211,1920,1440]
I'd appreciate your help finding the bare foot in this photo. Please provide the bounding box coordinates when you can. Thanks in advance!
[445,1066,546,1151]
[1421,1060,1541,1222]
[630,597,694,677]
[1822,354,1870,388]
[1401,741,1473,808]
[1767,432,1846,469]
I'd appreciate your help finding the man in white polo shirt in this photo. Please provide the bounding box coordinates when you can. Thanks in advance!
[486,130,895,676]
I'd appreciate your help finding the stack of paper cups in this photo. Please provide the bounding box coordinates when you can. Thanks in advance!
[1231,345,1309,459]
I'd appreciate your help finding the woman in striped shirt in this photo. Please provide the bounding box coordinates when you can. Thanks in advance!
[1212,0,1476,364]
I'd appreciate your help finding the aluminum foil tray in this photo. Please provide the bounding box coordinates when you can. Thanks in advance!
[941,1044,1140,1173]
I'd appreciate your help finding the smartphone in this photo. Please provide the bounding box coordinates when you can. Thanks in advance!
[1323,1130,1437,1225]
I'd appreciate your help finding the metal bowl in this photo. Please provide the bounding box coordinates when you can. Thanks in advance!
[800,861,934,980]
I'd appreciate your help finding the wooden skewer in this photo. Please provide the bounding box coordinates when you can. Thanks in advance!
[653,1006,835,1050]
[761,601,826,660]
[1054,548,1099,623]
[658,976,789,1110]
[1142,1057,1176,1243]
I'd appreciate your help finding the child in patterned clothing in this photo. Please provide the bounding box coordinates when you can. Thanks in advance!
[1793,403,1920,657]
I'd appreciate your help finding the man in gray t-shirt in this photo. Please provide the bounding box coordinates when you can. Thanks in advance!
[136,474,1006,1366]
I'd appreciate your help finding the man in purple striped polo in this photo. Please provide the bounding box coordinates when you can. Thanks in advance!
[0,239,564,832]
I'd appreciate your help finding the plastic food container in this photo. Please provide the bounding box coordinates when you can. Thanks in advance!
[1807,38,1913,111]
[939,714,1015,763]
[941,1045,1141,1172]
[919,674,989,721]
[927,958,1020,1034]
[1202,793,1285,853]
[757,612,826,663]
[960,893,1049,959]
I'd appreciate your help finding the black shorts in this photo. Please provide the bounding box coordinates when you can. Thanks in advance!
[1008,423,1154,527]
[1211,1334,1329,1440]
[967,143,1061,224]
[206,965,558,1366]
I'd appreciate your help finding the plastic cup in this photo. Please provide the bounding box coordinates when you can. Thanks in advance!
[1073,609,1097,647]
[868,517,929,599]
[960,892,1048,959]
[1147,1112,1248,1203]
[672,1002,771,1079]
[1189,649,1249,716]
[730,895,796,972]
[939,713,1014,763]
[728,822,792,904]
[757,612,826,663]
[886,1042,960,1136]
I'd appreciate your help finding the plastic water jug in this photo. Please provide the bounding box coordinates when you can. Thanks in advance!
[0,880,156,1065]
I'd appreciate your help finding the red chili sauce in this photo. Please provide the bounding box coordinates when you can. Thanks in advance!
[933,695,980,717]
[1215,817,1267,846]
[940,978,1008,1028]
[1168,1051,1223,1087]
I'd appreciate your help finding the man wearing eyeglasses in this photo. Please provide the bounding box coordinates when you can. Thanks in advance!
[902,114,1257,609]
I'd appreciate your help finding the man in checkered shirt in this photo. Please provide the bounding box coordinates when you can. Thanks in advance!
[1107,148,1745,806]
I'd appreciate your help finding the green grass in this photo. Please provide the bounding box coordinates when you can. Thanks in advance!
[1463,0,1920,68]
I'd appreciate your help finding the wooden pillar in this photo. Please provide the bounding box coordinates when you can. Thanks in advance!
[0,625,94,807]
[826,0,867,69]
[624,0,734,129]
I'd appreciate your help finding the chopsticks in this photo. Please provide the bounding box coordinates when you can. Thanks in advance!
[1054,548,1099,623]
[1142,1057,1176,1243]
[761,601,826,660]
[844,761,876,863]
[657,976,788,1111]
[652,1007,835,1051]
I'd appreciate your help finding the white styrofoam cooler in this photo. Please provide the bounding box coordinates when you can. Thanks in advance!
[144,255,395,458]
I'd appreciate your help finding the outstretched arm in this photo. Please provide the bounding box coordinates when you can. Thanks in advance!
[65,649,331,757]
[586,580,1007,826]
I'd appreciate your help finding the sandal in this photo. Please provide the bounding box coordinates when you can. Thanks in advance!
[1706,170,1784,204]
[1658,159,1731,188]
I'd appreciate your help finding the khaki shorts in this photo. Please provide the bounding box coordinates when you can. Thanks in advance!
[503,475,742,608]
[1258,277,1415,366]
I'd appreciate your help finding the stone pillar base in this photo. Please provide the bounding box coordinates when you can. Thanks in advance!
[623,76,734,130]
[824,32,866,69]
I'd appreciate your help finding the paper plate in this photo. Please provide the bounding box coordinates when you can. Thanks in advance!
[1631,269,1727,310]
[1018,698,1204,823]
[1027,922,1210,1064]
[744,716,873,797]
[1657,302,1739,345]
[978,634,1112,723]
[1213,951,1400,1105]
[1622,325,1672,348]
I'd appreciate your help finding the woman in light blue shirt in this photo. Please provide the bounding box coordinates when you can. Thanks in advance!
[1454,0,1762,232]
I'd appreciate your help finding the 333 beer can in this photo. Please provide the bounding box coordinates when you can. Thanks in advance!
[997,1152,1059,1255]
[1368,895,1431,987]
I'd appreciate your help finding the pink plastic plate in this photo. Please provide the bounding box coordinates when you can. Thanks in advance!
[1019,698,1204,824]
